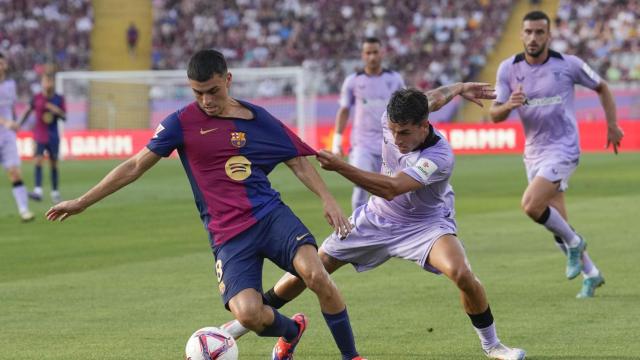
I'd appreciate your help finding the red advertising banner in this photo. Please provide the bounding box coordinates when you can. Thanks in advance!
[15,121,640,160]
[319,121,640,155]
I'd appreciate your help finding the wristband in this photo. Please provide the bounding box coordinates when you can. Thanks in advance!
[331,133,343,153]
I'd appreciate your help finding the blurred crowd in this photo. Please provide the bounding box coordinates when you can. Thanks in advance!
[0,0,92,97]
[552,0,640,82]
[0,0,639,100]
[152,0,513,93]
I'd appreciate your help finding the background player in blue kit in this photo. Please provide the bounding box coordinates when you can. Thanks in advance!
[19,73,66,204]
[489,11,624,298]
[47,49,366,360]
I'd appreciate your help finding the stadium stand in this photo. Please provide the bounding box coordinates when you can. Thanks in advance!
[151,0,515,93]
[0,0,92,97]
[0,1,637,104]
[552,0,640,83]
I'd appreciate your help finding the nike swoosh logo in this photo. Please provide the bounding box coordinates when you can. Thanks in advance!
[200,128,218,135]
[296,233,310,241]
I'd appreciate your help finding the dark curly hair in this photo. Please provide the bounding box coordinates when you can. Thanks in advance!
[386,88,429,125]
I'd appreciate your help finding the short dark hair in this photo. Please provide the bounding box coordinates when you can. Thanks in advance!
[386,89,429,125]
[187,49,227,82]
[362,37,381,46]
[523,11,551,28]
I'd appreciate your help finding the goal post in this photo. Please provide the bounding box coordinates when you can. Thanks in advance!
[55,66,318,146]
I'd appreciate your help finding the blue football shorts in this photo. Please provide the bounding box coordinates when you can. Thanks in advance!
[212,203,317,309]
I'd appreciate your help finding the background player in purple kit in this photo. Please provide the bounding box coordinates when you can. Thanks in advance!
[489,11,624,298]
[46,49,367,360]
[223,86,527,360]
[0,52,34,222]
[19,73,66,204]
[332,37,405,211]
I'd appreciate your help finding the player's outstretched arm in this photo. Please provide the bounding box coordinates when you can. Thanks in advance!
[284,156,352,237]
[46,148,161,221]
[595,81,624,154]
[425,82,496,113]
[317,150,422,201]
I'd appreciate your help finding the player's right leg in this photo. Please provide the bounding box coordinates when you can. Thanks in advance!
[427,234,526,360]
[348,147,379,211]
[29,147,45,201]
[48,141,61,203]
[548,194,604,297]
[522,176,585,279]
[213,222,304,360]
[2,136,33,221]
[264,204,363,360]
[288,244,364,360]
[221,248,346,340]
[227,289,299,337]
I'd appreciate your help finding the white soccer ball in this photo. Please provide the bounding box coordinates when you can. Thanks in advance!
[185,326,238,360]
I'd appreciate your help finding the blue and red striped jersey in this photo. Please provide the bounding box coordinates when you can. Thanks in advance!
[146,100,316,246]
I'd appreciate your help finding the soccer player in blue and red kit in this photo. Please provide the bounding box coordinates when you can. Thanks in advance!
[19,73,66,204]
[46,49,367,360]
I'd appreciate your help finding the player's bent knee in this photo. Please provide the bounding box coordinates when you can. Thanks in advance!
[521,198,544,219]
[449,267,476,289]
[302,268,333,294]
[318,249,344,274]
[232,305,265,330]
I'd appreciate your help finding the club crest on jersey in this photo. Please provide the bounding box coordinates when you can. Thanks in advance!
[230,132,247,147]
[553,71,561,81]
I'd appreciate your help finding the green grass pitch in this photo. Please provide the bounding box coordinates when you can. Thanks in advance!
[1,153,639,359]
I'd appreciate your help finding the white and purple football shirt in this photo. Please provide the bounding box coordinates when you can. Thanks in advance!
[339,69,405,155]
[0,79,17,138]
[495,50,601,162]
[367,114,456,226]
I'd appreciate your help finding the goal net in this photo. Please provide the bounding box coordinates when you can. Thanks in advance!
[55,67,318,146]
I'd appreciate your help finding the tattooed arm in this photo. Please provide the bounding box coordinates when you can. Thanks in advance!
[425,82,496,112]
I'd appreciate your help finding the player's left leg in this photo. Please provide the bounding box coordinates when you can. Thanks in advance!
[48,141,61,204]
[549,193,604,298]
[427,234,525,360]
[220,248,352,347]
[6,166,33,222]
[522,176,586,279]
[288,244,363,360]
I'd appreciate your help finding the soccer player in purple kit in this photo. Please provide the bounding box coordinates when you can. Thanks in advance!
[224,86,527,360]
[0,52,34,222]
[489,11,624,298]
[46,49,367,360]
[332,37,405,211]
[19,73,66,204]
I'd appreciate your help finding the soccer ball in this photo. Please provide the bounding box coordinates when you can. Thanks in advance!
[185,326,238,360]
